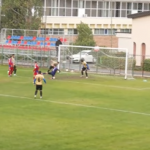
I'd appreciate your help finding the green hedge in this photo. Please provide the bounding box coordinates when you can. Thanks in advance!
[143,59,150,71]
[99,56,134,70]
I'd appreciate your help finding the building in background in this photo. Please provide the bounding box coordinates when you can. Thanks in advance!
[41,0,150,47]
[128,11,150,66]
[116,11,150,66]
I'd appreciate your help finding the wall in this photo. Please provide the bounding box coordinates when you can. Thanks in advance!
[61,35,118,48]
[42,16,132,30]
[116,33,132,53]
[132,15,150,65]
[94,36,118,47]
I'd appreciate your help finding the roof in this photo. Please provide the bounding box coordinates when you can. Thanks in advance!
[128,11,150,19]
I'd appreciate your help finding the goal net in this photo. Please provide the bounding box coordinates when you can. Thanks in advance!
[58,45,134,79]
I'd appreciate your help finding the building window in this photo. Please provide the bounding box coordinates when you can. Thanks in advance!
[133,3,137,10]
[68,29,78,35]
[79,0,85,8]
[144,3,149,10]
[53,29,64,35]
[45,1,150,18]
[72,9,78,16]
[92,1,97,9]
[40,28,64,35]
[48,29,53,35]
[120,29,131,33]
[94,29,117,35]
[73,0,78,8]
[98,1,103,9]
[40,29,45,34]
[86,1,91,8]
[138,3,142,12]
[122,2,127,9]
[115,2,120,17]
[66,0,72,8]
[127,2,132,9]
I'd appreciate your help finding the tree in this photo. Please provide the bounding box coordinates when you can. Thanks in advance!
[73,22,95,46]
[1,0,43,30]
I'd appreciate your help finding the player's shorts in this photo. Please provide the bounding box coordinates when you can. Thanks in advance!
[36,85,42,90]
[14,65,17,70]
[47,71,52,75]
[10,66,14,71]
[34,72,38,76]
[49,66,54,70]
[82,67,87,71]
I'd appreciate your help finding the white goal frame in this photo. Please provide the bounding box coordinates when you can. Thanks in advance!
[58,45,130,79]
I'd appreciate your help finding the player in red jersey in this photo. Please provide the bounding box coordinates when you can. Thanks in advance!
[33,61,39,80]
[8,55,14,77]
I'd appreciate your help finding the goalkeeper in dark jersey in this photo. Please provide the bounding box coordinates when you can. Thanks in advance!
[80,58,90,78]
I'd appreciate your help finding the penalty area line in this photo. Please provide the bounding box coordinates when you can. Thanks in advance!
[0,93,150,117]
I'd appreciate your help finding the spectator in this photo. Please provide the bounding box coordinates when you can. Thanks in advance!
[55,37,62,56]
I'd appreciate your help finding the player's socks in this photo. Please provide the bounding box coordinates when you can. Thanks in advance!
[86,72,88,77]
[8,71,11,76]
[40,91,42,97]
[81,71,84,77]
[35,90,37,96]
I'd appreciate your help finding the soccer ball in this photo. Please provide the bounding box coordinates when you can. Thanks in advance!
[66,69,69,72]
[52,77,55,79]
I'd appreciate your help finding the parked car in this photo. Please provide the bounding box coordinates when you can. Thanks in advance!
[70,50,96,63]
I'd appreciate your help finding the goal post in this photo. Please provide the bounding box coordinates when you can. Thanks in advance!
[58,45,134,79]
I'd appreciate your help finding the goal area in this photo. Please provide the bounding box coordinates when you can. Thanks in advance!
[58,45,134,79]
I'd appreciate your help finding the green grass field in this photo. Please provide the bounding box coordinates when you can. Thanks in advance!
[0,65,150,150]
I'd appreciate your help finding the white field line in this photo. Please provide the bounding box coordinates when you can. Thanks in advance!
[0,93,150,116]
[140,87,150,90]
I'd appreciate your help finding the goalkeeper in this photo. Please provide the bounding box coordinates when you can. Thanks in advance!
[80,58,90,78]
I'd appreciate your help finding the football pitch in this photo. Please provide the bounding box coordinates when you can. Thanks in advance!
[0,65,150,150]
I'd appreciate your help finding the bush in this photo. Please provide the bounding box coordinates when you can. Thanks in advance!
[143,59,150,71]
[99,56,125,69]
[98,55,134,70]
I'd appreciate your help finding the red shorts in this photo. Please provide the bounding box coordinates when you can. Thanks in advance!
[34,72,38,76]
